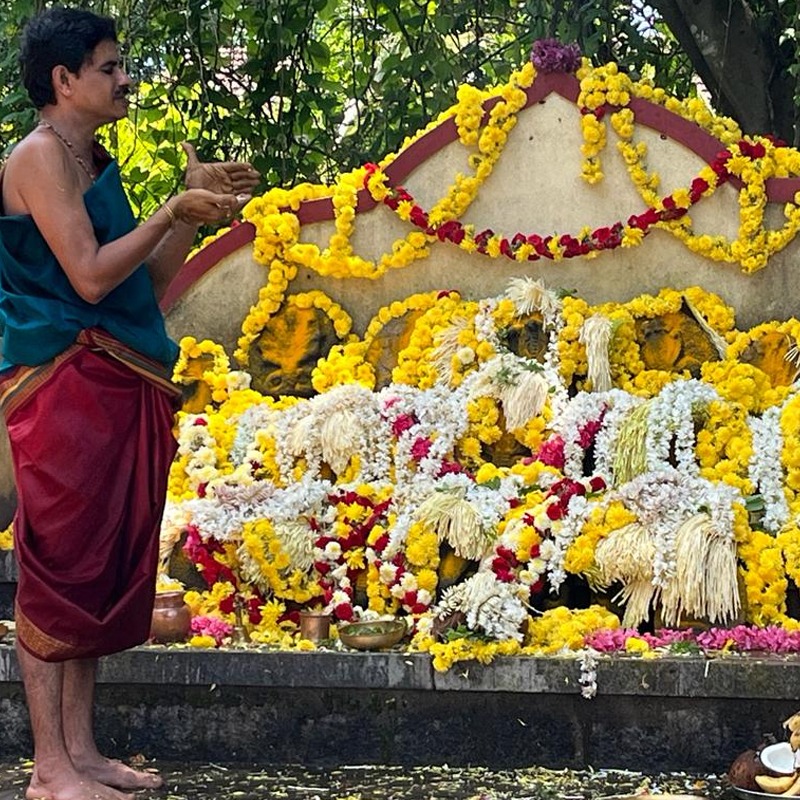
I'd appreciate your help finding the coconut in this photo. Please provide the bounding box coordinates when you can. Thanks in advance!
[760,741,797,775]
[728,748,767,791]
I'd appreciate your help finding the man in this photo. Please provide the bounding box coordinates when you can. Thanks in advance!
[0,7,259,800]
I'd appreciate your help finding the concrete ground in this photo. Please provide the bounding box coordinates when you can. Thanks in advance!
[0,759,730,799]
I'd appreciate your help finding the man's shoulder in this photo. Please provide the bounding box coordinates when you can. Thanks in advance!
[5,128,64,170]
[3,129,79,211]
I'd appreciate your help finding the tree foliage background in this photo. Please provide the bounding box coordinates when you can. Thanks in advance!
[1,0,798,218]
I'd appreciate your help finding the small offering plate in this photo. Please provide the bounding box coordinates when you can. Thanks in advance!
[338,619,406,650]
[731,788,786,800]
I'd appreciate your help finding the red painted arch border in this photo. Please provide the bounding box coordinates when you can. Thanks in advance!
[162,71,800,312]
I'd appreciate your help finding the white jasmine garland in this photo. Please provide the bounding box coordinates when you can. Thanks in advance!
[550,392,612,477]
[380,383,471,554]
[749,404,790,534]
[175,413,222,492]
[436,572,529,641]
[473,297,501,350]
[645,380,720,475]
[273,384,392,483]
[230,402,278,466]
[546,491,595,593]
[592,390,644,479]
[577,648,599,699]
[615,467,740,589]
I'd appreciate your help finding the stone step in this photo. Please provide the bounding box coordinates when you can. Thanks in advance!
[0,642,795,772]
[0,550,15,621]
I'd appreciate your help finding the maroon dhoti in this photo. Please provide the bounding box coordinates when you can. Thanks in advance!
[0,328,180,662]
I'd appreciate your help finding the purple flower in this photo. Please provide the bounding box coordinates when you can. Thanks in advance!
[530,38,582,74]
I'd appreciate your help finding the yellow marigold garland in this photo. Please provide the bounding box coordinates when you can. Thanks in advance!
[235,289,353,369]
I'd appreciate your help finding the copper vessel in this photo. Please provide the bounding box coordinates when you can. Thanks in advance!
[298,610,331,642]
[150,590,192,644]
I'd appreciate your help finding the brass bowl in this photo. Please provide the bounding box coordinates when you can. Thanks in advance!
[338,619,406,650]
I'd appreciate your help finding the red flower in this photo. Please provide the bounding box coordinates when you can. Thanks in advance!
[628,208,660,229]
[496,545,517,564]
[534,435,566,469]
[690,177,710,202]
[193,418,208,426]
[362,162,379,185]
[577,412,605,448]
[402,590,418,607]
[410,437,432,461]
[589,476,607,493]
[334,602,354,622]
[437,220,465,244]
[437,460,467,478]
[710,151,731,179]
[392,413,417,437]
[739,139,766,159]
[546,502,564,521]
[409,205,428,228]
[218,591,236,614]
[530,578,545,595]
[247,596,264,625]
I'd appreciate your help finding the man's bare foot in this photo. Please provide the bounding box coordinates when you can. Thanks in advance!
[26,768,133,800]
[72,756,163,791]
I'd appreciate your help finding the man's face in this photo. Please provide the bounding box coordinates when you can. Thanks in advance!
[72,39,132,123]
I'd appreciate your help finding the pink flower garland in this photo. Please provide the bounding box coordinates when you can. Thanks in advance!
[586,624,800,654]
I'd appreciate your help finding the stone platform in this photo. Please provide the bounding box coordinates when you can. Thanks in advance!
[0,551,15,621]
[1,638,798,774]
[1,549,797,775]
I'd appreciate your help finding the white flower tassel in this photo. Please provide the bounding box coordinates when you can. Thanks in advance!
[499,369,550,430]
[505,276,560,326]
[273,519,316,572]
[659,513,740,627]
[431,317,471,385]
[593,521,656,627]
[320,406,361,474]
[416,490,490,561]
[437,572,528,641]
[579,314,613,393]
[286,414,315,458]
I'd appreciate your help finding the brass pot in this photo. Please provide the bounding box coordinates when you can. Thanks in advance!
[150,590,191,644]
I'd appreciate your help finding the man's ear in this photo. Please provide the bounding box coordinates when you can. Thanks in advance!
[51,65,74,99]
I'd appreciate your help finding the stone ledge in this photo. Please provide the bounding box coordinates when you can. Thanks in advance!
[0,550,15,582]
[2,643,799,698]
[1,643,797,770]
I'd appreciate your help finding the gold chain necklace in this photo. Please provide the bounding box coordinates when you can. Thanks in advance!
[38,120,97,182]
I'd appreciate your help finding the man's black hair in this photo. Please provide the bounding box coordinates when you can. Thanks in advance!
[19,6,117,109]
